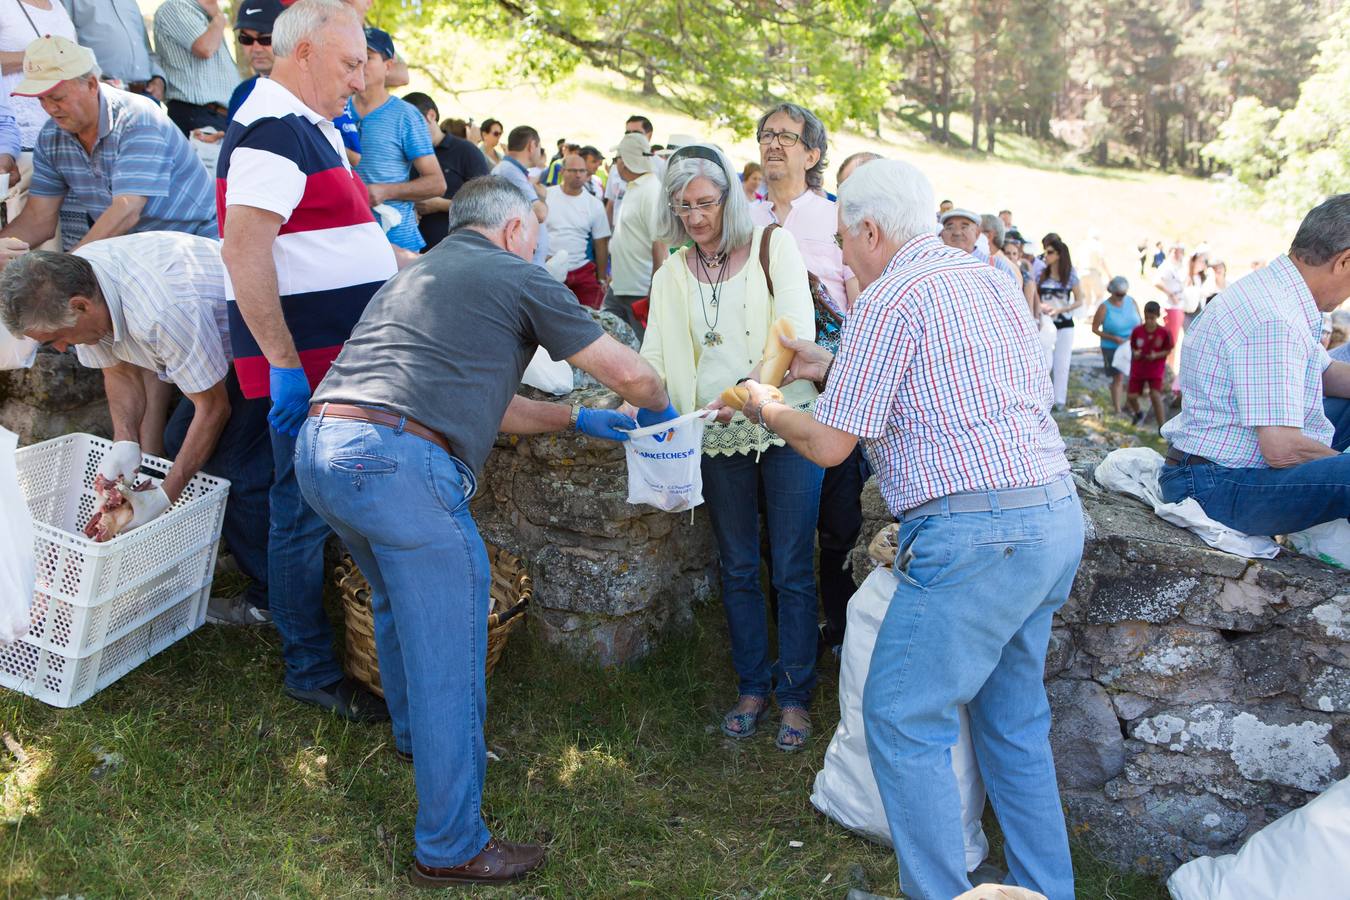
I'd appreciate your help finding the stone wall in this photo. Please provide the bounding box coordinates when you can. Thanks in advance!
[852,448,1349,874]
[0,349,109,443]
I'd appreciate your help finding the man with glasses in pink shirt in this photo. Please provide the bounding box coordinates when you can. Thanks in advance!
[749,101,865,656]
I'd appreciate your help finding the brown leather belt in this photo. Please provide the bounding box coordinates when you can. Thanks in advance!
[1165,446,1214,467]
[308,403,453,455]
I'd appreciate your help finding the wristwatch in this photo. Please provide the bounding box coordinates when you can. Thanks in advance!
[568,402,581,430]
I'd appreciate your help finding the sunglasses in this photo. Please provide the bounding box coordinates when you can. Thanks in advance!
[238,33,272,46]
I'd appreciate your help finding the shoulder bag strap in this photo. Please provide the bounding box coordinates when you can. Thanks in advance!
[759,223,777,298]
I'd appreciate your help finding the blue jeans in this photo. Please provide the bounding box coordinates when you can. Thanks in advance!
[296,415,491,868]
[863,484,1083,900]
[1158,395,1350,535]
[701,445,824,707]
[270,425,343,692]
[163,370,272,607]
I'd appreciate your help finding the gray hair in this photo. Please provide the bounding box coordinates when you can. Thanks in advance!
[448,175,534,233]
[980,213,1005,248]
[79,63,101,80]
[656,146,754,255]
[837,151,879,184]
[1290,193,1350,266]
[0,251,99,334]
[273,0,359,58]
[837,158,935,248]
[756,102,828,191]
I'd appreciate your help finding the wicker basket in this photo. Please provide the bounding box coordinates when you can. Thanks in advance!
[333,543,531,698]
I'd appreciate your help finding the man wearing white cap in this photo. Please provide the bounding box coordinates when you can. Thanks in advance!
[0,36,216,266]
[603,130,666,341]
[939,208,982,256]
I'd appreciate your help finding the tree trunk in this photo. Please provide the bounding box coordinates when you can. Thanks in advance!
[985,103,995,153]
[1156,111,1169,169]
[971,101,981,151]
[642,63,656,95]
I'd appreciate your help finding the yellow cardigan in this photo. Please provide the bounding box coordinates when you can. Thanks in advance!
[641,226,818,456]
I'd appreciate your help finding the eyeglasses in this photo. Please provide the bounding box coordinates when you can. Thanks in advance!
[562,168,589,174]
[670,197,724,217]
[757,130,802,148]
[487,129,502,137]
[238,33,272,46]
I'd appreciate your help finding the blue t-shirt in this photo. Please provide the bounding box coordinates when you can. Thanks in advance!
[352,96,434,251]
[229,77,361,155]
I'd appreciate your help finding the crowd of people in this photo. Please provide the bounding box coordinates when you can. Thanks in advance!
[0,1,1348,896]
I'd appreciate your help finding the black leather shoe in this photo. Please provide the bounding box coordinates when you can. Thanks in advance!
[284,677,389,723]
[409,838,546,886]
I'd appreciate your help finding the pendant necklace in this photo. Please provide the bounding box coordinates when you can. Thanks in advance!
[695,247,729,347]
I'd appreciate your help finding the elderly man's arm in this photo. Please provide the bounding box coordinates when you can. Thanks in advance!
[1256,426,1337,468]
[74,195,149,248]
[754,386,858,468]
[0,193,61,261]
[103,361,149,444]
[367,155,446,206]
[159,379,230,503]
[568,333,669,411]
[1323,359,1350,399]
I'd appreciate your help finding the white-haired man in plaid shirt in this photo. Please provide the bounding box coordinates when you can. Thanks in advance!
[1159,194,1350,535]
[725,158,1081,900]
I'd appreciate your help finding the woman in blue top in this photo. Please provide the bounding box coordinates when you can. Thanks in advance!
[1091,275,1142,415]
[1035,237,1085,408]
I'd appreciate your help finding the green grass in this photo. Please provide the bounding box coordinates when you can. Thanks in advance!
[1,592,1168,898]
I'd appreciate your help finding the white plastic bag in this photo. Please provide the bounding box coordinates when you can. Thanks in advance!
[0,426,33,645]
[811,565,989,872]
[623,410,711,512]
[1111,339,1132,376]
[0,323,36,370]
[1167,776,1350,900]
[1287,520,1350,569]
[520,346,574,395]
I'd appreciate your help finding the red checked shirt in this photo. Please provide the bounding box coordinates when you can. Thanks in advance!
[814,233,1069,516]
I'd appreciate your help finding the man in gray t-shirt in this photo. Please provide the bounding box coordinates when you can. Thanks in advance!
[297,176,675,887]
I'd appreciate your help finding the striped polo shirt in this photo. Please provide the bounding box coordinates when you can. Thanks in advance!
[217,77,396,399]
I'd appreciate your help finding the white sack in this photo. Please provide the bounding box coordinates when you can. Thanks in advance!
[1111,339,1132,376]
[520,346,574,395]
[1167,776,1350,900]
[811,564,989,872]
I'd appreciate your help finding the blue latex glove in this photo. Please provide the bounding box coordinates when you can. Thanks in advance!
[268,365,312,437]
[575,407,637,442]
[636,402,679,429]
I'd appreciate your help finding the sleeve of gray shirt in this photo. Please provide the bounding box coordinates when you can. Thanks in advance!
[517,266,605,361]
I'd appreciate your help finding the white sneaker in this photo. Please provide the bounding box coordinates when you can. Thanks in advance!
[206,595,273,626]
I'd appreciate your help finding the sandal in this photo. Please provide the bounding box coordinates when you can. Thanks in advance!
[776,706,812,752]
[721,696,767,739]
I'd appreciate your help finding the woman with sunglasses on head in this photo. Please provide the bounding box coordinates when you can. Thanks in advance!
[640,144,823,752]
[478,117,503,166]
[1036,236,1085,409]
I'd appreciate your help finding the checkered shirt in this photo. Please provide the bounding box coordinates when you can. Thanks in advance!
[814,233,1069,516]
[1160,254,1332,468]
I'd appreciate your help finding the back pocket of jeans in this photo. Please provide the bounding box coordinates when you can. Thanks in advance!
[330,454,398,475]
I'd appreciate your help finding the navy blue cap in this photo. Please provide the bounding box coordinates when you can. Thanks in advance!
[365,26,396,60]
[235,0,283,33]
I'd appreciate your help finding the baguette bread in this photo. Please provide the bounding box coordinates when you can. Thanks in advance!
[718,383,784,412]
[759,317,797,387]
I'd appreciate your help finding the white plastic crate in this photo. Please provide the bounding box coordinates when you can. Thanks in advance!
[0,433,229,706]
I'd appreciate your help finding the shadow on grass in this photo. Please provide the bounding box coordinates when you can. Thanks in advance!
[2,586,1168,897]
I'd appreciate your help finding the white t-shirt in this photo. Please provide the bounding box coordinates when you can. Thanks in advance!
[0,0,75,148]
[545,184,610,266]
[610,172,664,296]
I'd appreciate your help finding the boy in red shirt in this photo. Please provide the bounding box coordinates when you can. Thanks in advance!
[1127,301,1175,427]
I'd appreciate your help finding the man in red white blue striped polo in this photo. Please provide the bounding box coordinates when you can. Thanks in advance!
[218,0,394,721]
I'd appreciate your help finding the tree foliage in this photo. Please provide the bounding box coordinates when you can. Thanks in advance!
[1206,15,1350,219]
[370,0,1332,171]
